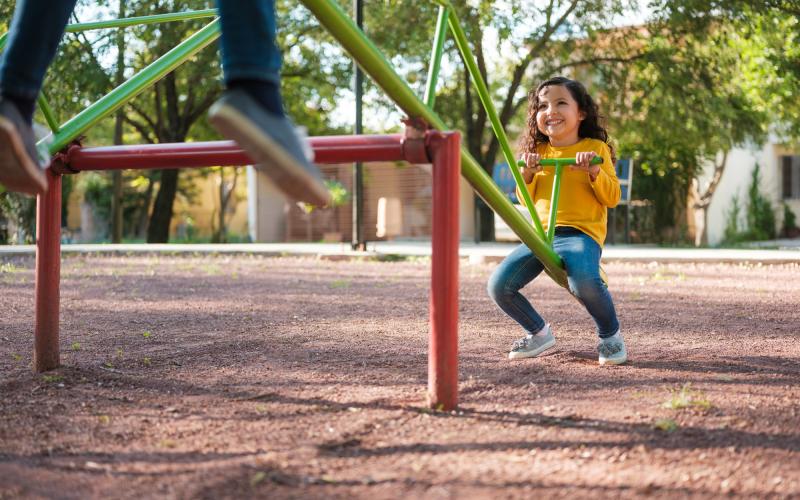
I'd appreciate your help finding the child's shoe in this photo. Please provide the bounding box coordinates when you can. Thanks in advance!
[0,98,47,195]
[208,89,330,207]
[508,324,555,359]
[598,331,627,365]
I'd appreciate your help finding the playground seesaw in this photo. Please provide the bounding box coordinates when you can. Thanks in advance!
[7,0,604,411]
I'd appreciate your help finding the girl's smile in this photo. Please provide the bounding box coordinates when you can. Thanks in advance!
[535,85,585,146]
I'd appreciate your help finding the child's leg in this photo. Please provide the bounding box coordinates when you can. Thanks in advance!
[0,0,77,195]
[553,229,620,338]
[0,0,78,110]
[487,243,547,334]
[210,0,330,206]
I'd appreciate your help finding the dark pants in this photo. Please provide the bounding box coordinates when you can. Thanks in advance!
[0,0,281,100]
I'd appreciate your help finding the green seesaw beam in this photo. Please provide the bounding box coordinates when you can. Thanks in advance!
[300,0,569,288]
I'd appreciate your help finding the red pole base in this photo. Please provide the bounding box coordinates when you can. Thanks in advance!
[34,169,62,372]
[427,131,461,411]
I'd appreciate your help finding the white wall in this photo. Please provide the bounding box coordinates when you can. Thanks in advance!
[247,166,288,242]
[702,141,783,245]
[248,165,478,243]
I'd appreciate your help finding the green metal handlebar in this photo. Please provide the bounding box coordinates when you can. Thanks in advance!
[515,156,603,243]
[516,156,603,168]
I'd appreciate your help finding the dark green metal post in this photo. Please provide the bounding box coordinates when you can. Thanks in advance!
[424,6,449,108]
[352,0,366,251]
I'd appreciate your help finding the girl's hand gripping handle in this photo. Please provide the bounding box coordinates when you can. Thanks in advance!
[571,151,602,181]
[518,153,542,184]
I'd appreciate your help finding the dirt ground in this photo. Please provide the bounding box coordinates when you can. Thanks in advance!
[1,253,799,499]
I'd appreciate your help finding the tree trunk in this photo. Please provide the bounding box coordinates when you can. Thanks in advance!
[136,176,153,238]
[475,196,495,242]
[692,204,708,247]
[146,169,179,243]
[688,151,728,247]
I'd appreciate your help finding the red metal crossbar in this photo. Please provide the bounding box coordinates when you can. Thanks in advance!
[59,134,420,171]
[36,131,461,410]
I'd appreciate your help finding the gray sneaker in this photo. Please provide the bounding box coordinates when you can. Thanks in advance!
[208,89,330,206]
[508,324,556,360]
[0,99,47,195]
[598,331,627,365]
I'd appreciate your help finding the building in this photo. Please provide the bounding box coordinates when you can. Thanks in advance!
[693,139,800,246]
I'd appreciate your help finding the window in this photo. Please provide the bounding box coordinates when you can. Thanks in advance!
[783,155,800,200]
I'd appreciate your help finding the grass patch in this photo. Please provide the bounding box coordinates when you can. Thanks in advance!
[376,254,430,263]
[653,418,679,432]
[663,383,712,411]
[202,264,222,276]
[329,279,350,289]
[0,263,23,274]
[42,374,64,383]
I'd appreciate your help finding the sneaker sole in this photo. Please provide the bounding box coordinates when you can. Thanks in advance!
[208,103,330,207]
[0,117,47,195]
[599,354,627,366]
[508,337,556,360]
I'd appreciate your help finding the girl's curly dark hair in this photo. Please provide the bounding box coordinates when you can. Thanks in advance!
[520,76,616,164]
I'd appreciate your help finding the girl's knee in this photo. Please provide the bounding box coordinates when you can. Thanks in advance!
[568,274,605,299]
[486,274,504,301]
[487,272,514,302]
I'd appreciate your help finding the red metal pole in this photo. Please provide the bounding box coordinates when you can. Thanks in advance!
[34,169,62,372]
[63,134,408,171]
[427,131,460,410]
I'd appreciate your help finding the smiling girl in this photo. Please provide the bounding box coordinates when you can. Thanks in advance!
[487,76,626,365]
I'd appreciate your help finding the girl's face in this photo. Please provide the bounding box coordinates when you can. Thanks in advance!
[534,84,585,147]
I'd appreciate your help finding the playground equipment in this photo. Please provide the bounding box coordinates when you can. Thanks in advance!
[42,133,463,410]
[5,1,610,410]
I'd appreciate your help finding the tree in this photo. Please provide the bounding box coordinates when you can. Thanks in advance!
[604,19,769,243]
[210,167,239,243]
[103,0,350,242]
[612,1,800,244]
[364,0,639,240]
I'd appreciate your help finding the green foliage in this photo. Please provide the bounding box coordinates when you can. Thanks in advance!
[723,194,743,245]
[745,163,776,241]
[326,179,350,208]
[722,165,776,244]
[0,193,36,244]
[782,203,798,236]
[3,0,799,245]
[78,172,113,225]
[297,179,349,214]
[653,418,679,432]
[609,21,770,242]
[42,374,65,384]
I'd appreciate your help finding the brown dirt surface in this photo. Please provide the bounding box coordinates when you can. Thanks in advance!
[1,254,799,499]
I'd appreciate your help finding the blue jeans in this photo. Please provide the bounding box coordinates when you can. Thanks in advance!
[0,0,281,100]
[487,227,620,338]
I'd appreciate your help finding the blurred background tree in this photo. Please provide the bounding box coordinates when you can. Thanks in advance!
[1,0,798,245]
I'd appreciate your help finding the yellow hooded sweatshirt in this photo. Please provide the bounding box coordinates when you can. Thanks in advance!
[516,138,621,246]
